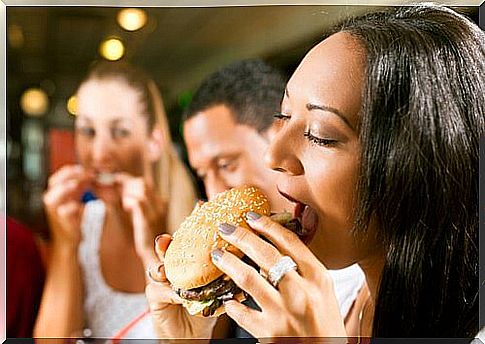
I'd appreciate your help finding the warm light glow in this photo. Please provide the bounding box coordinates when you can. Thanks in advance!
[8,24,24,49]
[99,38,125,61]
[20,88,49,117]
[67,95,77,116]
[117,8,147,31]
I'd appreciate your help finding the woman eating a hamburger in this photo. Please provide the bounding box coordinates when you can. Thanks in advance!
[34,62,197,339]
[146,4,482,339]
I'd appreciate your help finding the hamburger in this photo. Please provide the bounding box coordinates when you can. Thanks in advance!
[164,185,315,317]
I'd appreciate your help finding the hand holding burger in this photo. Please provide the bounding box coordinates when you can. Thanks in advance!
[164,185,271,317]
[145,234,218,339]
[148,185,331,339]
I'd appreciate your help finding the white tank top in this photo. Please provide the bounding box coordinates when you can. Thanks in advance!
[78,199,157,339]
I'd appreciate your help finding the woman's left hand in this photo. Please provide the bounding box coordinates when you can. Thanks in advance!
[116,173,167,264]
[211,212,347,340]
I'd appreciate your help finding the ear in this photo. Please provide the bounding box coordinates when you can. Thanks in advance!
[147,125,164,162]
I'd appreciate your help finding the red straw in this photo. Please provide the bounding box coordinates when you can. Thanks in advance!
[110,308,150,343]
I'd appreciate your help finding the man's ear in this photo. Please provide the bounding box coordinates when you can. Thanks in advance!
[147,125,164,162]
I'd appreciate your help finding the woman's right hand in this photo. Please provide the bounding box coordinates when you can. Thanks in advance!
[145,234,217,339]
[43,165,93,250]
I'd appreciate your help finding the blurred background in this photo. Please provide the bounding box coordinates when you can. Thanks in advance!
[6,4,479,238]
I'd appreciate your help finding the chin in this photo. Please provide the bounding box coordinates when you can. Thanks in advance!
[93,187,120,205]
[313,250,355,269]
[308,230,357,270]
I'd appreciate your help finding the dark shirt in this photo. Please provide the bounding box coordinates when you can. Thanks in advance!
[233,297,260,340]
[7,217,45,338]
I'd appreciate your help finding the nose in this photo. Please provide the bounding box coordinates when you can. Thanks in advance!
[204,171,230,200]
[265,123,304,176]
[92,131,115,167]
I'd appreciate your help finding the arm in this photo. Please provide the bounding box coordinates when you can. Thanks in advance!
[34,244,84,337]
[33,165,92,338]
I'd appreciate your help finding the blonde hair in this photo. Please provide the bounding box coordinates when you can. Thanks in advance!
[79,61,196,233]
[146,81,197,233]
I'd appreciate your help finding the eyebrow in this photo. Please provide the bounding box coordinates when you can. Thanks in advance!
[111,118,131,125]
[306,103,354,131]
[285,87,354,131]
[76,115,131,125]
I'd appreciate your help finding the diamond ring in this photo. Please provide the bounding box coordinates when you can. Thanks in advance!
[267,256,298,288]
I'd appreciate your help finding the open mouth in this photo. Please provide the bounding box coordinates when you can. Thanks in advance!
[277,188,318,244]
[95,172,116,186]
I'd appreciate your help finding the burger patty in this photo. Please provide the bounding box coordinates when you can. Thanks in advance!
[175,275,240,302]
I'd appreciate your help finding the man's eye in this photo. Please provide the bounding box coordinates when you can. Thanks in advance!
[77,127,95,137]
[273,112,291,121]
[218,160,236,171]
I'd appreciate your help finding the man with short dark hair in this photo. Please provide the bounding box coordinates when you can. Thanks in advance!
[183,59,364,338]
[183,59,289,211]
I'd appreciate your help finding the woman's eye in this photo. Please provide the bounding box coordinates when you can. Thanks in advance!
[112,128,131,139]
[273,112,291,121]
[76,127,95,137]
[304,131,338,147]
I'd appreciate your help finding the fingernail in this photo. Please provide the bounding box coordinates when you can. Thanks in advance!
[211,249,224,263]
[155,234,164,246]
[246,211,262,222]
[218,223,236,235]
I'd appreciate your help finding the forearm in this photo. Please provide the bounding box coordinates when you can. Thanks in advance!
[34,244,84,338]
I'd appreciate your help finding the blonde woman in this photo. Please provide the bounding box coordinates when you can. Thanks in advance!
[34,62,197,339]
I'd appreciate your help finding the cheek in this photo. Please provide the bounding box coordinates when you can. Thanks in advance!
[75,136,90,164]
[305,149,359,221]
[221,162,251,187]
[239,153,270,185]
[116,144,146,175]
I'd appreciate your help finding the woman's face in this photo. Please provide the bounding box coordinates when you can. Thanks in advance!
[267,32,375,269]
[75,78,152,202]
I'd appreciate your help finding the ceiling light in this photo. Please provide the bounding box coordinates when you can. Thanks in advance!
[8,24,24,49]
[99,38,125,61]
[117,8,147,31]
[20,88,49,117]
[67,95,77,116]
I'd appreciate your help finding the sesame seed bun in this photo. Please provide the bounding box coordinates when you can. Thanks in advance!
[164,185,271,291]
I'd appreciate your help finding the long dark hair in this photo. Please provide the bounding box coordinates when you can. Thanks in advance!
[334,5,484,337]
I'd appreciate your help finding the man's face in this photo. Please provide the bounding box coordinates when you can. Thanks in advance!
[184,104,292,212]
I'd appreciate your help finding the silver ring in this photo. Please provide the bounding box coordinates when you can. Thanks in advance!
[146,263,164,285]
[267,256,298,288]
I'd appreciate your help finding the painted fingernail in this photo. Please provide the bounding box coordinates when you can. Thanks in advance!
[218,223,236,235]
[246,211,262,222]
[211,249,224,263]
[155,234,164,245]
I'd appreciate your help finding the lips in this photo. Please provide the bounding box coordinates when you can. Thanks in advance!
[301,206,318,243]
[96,172,116,186]
[92,170,119,187]
[277,188,318,244]
[294,201,306,219]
